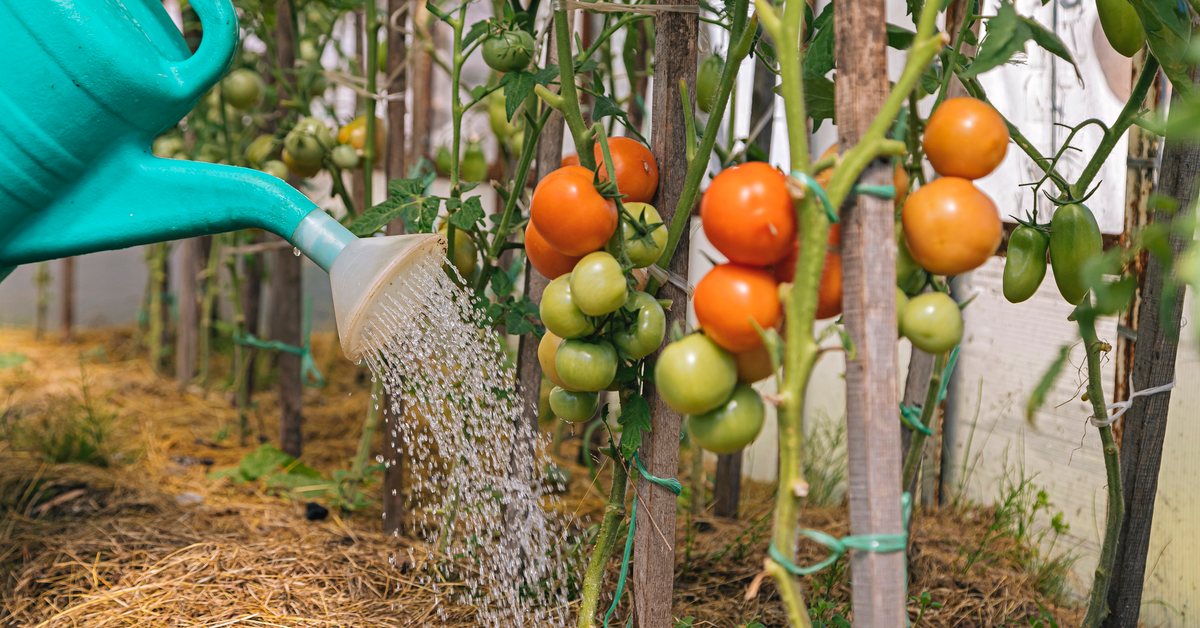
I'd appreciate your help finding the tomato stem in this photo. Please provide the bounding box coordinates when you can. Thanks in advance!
[553,8,597,170]
[363,0,379,207]
[900,351,948,488]
[1077,310,1124,628]
[577,455,628,628]
[930,0,978,114]
[1071,54,1160,198]
[679,80,698,164]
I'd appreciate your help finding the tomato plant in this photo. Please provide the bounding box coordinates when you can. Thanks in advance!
[570,252,628,316]
[694,263,781,352]
[549,387,599,423]
[900,292,962,354]
[538,331,576,391]
[696,55,724,114]
[734,343,776,384]
[540,275,595,339]
[1049,204,1103,305]
[222,68,263,110]
[606,202,667,268]
[526,221,583,280]
[1097,0,1147,57]
[613,291,665,359]
[688,384,766,454]
[1003,225,1049,304]
[483,29,536,72]
[901,177,1002,276]
[700,162,796,266]
[555,339,618,391]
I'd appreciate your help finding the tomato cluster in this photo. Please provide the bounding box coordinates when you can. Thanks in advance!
[531,139,671,424]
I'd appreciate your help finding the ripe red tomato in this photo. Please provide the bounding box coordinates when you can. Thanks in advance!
[531,166,618,256]
[700,162,796,266]
[901,177,1002,276]
[922,97,1009,180]
[693,263,781,353]
[525,221,583,280]
[594,137,659,204]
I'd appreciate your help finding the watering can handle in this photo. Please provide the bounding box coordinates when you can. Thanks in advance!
[168,0,240,102]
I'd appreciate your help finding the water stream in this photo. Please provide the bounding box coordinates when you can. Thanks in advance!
[359,253,576,626]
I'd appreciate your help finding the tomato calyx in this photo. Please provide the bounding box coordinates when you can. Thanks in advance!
[1010,210,1051,235]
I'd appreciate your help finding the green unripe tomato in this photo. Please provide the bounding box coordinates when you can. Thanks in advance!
[262,160,290,180]
[153,135,184,158]
[900,292,962,354]
[606,203,667,268]
[482,29,536,72]
[549,387,600,423]
[688,384,765,454]
[461,142,488,182]
[438,224,478,279]
[1003,225,1049,304]
[308,73,329,97]
[540,275,595,339]
[570,252,628,316]
[696,55,724,114]
[293,116,335,149]
[283,132,326,169]
[331,144,360,169]
[222,68,264,110]
[489,92,519,141]
[436,146,453,175]
[613,291,665,359]
[1049,204,1103,306]
[299,38,321,64]
[244,134,279,166]
[555,339,618,392]
[896,287,910,321]
[1097,0,1147,57]
[655,334,737,415]
[538,377,556,427]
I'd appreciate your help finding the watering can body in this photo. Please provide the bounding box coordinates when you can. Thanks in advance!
[0,0,328,273]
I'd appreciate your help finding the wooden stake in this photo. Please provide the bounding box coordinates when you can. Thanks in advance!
[275,0,304,459]
[1102,62,1190,628]
[834,0,906,620]
[59,256,75,343]
[382,0,410,535]
[633,0,697,624]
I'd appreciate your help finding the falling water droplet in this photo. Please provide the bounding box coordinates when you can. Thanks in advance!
[293,246,302,257]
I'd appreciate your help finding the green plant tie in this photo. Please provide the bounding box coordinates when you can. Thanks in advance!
[768,492,911,576]
[899,404,934,436]
[790,170,897,225]
[935,345,960,406]
[232,297,325,388]
[603,452,683,627]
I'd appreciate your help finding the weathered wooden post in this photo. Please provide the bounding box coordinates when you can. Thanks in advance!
[381,0,410,536]
[274,0,305,458]
[632,0,697,624]
[834,0,907,621]
[1102,61,1192,628]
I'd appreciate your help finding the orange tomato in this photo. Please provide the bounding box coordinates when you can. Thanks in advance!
[901,177,1002,276]
[530,166,618,256]
[693,263,781,353]
[525,221,583,279]
[922,97,1009,180]
[700,162,796,266]
[561,154,580,168]
[594,137,659,204]
[817,143,909,209]
[815,253,842,320]
[734,344,776,384]
[772,223,840,284]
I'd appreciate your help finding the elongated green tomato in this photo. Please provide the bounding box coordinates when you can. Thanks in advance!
[606,203,667,268]
[688,384,765,454]
[555,339,618,392]
[900,292,963,354]
[1049,204,1103,305]
[1003,226,1049,303]
[655,334,737,415]
[461,142,488,182]
[614,292,666,359]
[570,252,628,315]
[696,55,724,114]
[436,146,453,175]
[549,387,600,423]
[438,224,478,279]
[540,275,595,339]
[1097,0,1147,57]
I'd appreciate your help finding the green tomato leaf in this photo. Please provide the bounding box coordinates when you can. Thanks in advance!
[802,5,835,79]
[449,196,486,230]
[575,58,601,74]
[886,23,916,50]
[388,177,426,198]
[471,84,490,102]
[1128,0,1194,100]
[349,199,411,236]
[804,76,837,131]
[491,267,514,298]
[617,394,653,461]
[535,64,560,86]
[503,71,536,122]
[960,0,1027,80]
[592,95,625,121]
[0,352,28,369]
[504,310,533,335]
[1026,344,1071,425]
[415,197,442,233]
[1020,14,1081,82]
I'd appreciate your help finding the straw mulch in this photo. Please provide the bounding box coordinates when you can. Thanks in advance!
[0,328,1082,627]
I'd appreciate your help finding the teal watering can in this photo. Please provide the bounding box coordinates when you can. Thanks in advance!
[0,0,444,361]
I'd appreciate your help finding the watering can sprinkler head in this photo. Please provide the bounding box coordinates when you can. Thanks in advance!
[293,212,447,363]
[0,0,448,361]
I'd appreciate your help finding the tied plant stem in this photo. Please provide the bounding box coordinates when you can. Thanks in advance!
[1077,310,1124,628]
[363,0,379,208]
[901,351,949,488]
[577,455,629,628]
[553,8,597,170]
